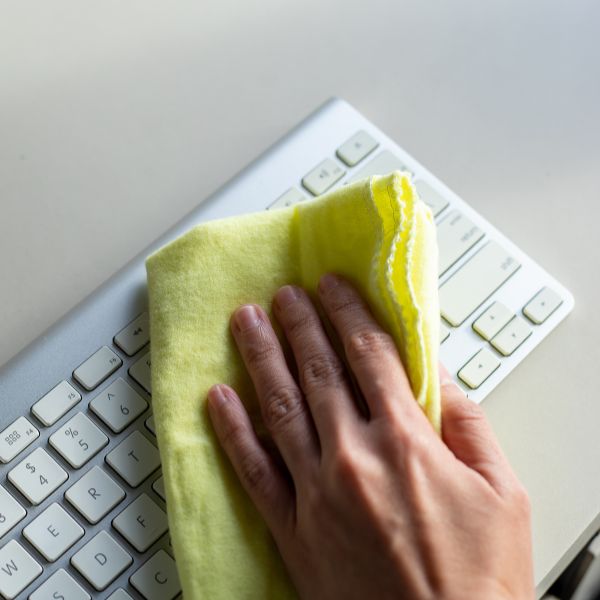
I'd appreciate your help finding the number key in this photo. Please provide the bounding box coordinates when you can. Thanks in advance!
[8,448,68,505]
[90,378,148,433]
[49,412,108,469]
[0,485,26,538]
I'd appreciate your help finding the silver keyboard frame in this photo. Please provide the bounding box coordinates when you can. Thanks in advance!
[0,97,574,599]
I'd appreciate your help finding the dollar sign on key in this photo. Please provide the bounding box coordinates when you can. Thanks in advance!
[25,462,35,473]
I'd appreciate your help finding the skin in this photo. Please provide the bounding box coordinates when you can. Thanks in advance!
[207,274,535,600]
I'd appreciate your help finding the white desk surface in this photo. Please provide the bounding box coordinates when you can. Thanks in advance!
[1,1,599,595]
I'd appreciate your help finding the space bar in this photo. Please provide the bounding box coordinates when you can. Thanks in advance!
[439,241,521,326]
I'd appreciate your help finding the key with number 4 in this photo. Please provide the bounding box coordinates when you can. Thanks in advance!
[8,448,68,505]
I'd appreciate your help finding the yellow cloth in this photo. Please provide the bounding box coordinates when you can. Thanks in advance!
[145,171,441,600]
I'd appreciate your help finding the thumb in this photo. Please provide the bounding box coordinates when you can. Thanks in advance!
[440,364,513,492]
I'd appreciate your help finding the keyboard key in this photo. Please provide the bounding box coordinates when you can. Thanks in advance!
[0,417,39,464]
[152,476,166,502]
[29,569,90,600]
[65,466,125,524]
[439,241,521,327]
[490,316,532,356]
[73,346,122,391]
[31,380,82,427]
[302,158,345,195]
[349,149,408,183]
[71,531,132,591]
[0,540,42,599]
[107,589,134,600]
[114,313,150,357]
[113,493,168,552]
[436,210,484,275]
[440,321,450,344]
[336,130,379,166]
[22,503,84,562]
[145,416,156,436]
[458,348,501,389]
[0,485,26,539]
[268,187,306,210]
[49,412,108,469]
[8,448,68,505]
[90,377,148,433]
[129,350,152,394]
[523,287,563,324]
[414,180,449,217]
[130,550,181,600]
[472,302,514,341]
[106,431,160,487]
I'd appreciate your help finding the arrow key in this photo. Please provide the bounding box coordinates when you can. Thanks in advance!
[491,316,532,356]
[458,348,501,390]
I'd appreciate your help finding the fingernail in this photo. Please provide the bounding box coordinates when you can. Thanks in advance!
[208,384,228,408]
[234,305,260,332]
[275,285,300,309]
[318,273,340,293]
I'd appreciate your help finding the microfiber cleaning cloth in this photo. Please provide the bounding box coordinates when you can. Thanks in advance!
[145,171,441,599]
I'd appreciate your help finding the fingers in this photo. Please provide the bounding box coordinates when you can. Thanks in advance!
[231,304,318,478]
[273,285,360,443]
[439,364,517,494]
[207,384,293,538]
[317,274,420,422]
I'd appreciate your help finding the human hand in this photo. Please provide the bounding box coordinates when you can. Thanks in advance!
[207,275,534,600]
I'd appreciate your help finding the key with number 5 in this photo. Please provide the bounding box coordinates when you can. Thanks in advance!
[49,412,109,469]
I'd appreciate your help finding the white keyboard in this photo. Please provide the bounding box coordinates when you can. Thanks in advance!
[0,98,573,599]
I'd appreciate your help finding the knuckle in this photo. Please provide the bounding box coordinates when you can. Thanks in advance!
[345,330,396,363]
[262,385,304,432]
[220,419,247,452]
[285,309,314,338]
[329,447,358,484]
[238,453,270,492]
[299,353,344,391]
[365,376,394,409]
[400,431,429,462]
[329,292,363,317]
[243,336,279,369]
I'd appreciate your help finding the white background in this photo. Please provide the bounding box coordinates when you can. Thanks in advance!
[1,0,599,593]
